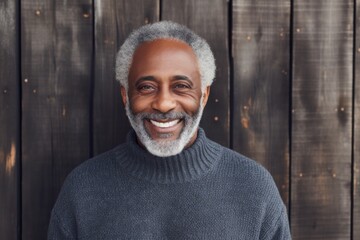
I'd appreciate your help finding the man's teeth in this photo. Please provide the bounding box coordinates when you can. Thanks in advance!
[150,119,179,128]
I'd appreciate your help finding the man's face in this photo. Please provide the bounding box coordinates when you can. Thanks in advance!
[121,39,210,156]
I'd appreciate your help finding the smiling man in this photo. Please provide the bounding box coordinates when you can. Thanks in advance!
[123,38,209,157]
[48,21,291,239]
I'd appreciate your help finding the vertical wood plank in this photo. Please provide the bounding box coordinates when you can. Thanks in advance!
[0,0,19,239]
[291,1,353,238]
[354,1,360,238]
[21,1,93,239]
[232,0,290,205]
[161,0,230,147]
[93,0,160,155]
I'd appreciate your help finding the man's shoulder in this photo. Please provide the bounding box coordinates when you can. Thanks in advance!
[63,143,127,188]
[216,145,285,215]
[220,146,271,177]
[216,145,280,197]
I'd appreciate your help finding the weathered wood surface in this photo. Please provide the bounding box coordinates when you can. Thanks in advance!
[1,1,360,239]
[354,2,360,238]
[93,0,159,155]
[21,1,93,239]
[162,0,230,147]
[291,1,353,239]
[0,0,19,239]
[232,0,290,205]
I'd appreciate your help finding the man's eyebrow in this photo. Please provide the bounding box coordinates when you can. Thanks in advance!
[172,75,194,86]
[173,75,191,81]
[135,76,157,85]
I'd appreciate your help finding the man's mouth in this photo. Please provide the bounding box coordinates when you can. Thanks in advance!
[149,119,181,128]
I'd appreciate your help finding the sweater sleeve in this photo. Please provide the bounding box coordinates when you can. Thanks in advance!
[48,210,75,240]
[261,207,291,240]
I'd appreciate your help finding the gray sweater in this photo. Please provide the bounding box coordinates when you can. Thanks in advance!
[48,129,291,239]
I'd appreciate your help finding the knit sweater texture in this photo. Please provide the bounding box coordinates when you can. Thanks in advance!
[48,129,291,240]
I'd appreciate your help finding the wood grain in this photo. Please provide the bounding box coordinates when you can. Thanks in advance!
[93,0,159,155]
[354,1,360,238]
[1,1,359,238]
[0,0,19,239]
[232,0,290,205]
[291,1,353,238]
[21,0,93,239]
[161,0,230,147]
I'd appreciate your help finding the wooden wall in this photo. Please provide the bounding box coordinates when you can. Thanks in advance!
[0,0,358,239]
[0,0,20,239]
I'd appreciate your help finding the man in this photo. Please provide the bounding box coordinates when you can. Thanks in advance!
[48,21,291,239]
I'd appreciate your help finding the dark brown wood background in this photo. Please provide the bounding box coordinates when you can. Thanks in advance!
[0,0,358,239]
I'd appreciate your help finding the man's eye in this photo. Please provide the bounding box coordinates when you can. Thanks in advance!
[138,85,155,91]
[174,84,190,89]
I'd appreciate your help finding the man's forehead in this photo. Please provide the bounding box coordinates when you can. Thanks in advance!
[130,39,199,70]
[127,38,201,87]
[134,38,195,55]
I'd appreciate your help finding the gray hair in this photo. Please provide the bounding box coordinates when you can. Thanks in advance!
[115,21,216,91]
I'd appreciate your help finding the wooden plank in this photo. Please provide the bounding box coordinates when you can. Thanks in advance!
[93,0,159,155]
[232,0,290,205]
[161,0,230,147]
[0,0,19,239]
[291,1,353,238]
[21,1,93,239]
[354,2,360,238]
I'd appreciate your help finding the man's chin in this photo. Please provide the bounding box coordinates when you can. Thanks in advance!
[142,137,185,157]
[152,133,176,140]
[143,123,194,157]
[144,128,182,143]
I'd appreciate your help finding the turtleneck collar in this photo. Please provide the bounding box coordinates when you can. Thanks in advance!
[115,128,223,184]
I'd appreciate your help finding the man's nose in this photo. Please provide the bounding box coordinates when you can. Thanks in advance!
[151,89,176,113]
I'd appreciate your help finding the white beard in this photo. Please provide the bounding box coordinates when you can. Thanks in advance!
[125,100,204,157]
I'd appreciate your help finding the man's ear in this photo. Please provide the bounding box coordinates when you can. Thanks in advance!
[120,86,127,106]
[201,86,211,107]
